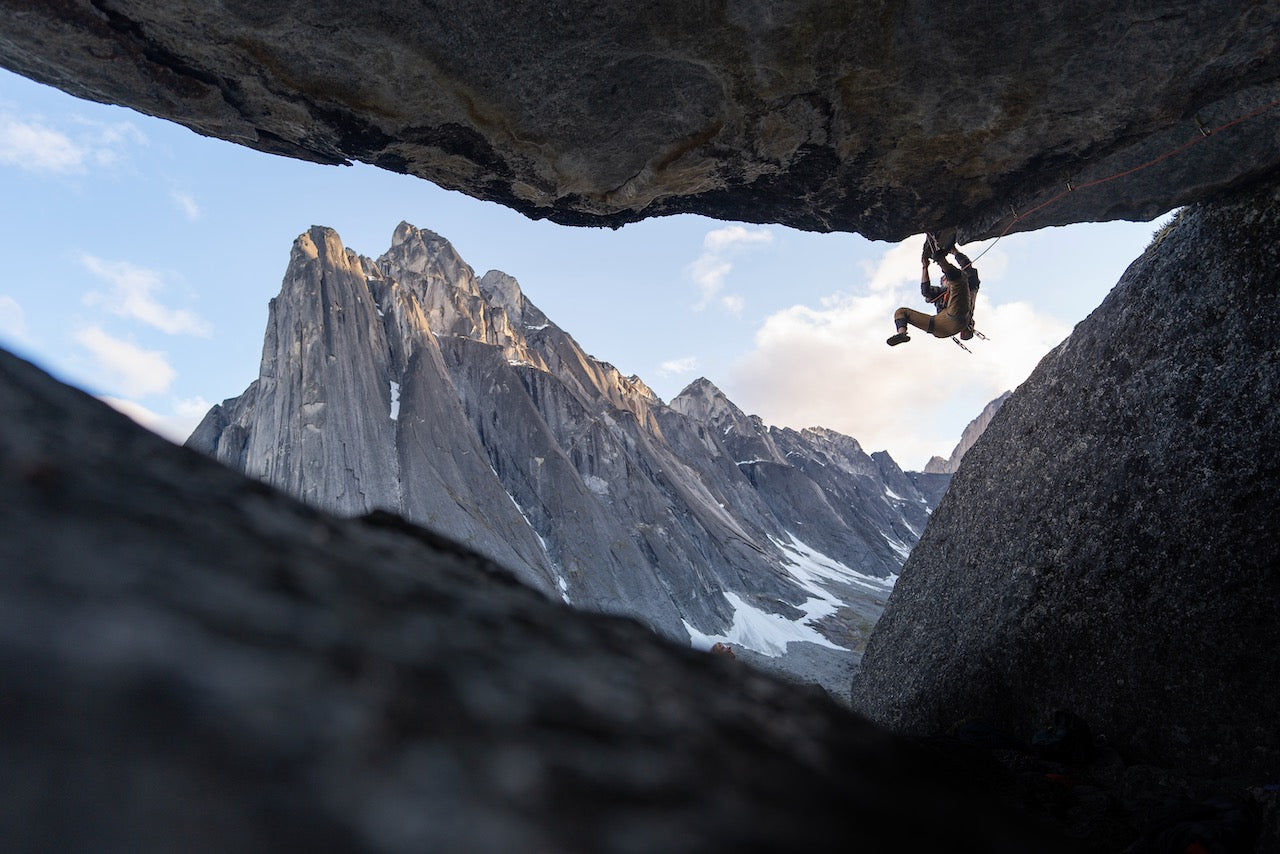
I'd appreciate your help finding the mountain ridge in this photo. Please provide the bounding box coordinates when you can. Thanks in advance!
[190,222,945,697]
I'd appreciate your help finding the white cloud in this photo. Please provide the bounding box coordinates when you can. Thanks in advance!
[171,190,201,220]
[726,236,1070,470]
[74,326,176,398]
[99,396,207,444]
[657,356,698,376]
[688,225,773,312]
[173,395,212,419]
[703,225,774,253]
[0,112,145,173]
[81,255,213,337]
[859,235,927,295]
[0,295,28,342]
[0,115,84,172]
[719,294,745,315]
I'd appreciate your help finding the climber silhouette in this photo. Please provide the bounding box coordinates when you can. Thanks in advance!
[887,234,980,346]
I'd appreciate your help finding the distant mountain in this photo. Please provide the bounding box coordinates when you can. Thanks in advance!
[188,223,948,698]
[922,391,1012,474]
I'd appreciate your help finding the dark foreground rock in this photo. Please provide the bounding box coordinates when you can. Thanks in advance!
[852,179,1280,794]
[0,346,1061,851]
[2,2,1278,238]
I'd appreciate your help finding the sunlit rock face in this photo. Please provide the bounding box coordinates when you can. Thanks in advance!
[852,179,1280,780]
[2,1,1278,238]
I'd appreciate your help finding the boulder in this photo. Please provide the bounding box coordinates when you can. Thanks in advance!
[851,178,1280,780]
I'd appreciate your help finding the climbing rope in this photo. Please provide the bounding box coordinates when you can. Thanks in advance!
[940,96,1279,355]
[963,95,1280,266]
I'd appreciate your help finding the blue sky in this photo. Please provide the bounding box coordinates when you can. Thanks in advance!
[0,68,1166,469]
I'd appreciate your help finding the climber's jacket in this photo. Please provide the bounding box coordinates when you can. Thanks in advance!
[925,252,981,314]
[922,276,952,313]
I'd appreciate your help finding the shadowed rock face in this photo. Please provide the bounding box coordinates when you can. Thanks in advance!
[0,345,1059,853]
[851,178,1280,780]
[2,1,1278,238]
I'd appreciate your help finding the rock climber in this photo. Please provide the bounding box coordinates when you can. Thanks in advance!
[887,234,980,346]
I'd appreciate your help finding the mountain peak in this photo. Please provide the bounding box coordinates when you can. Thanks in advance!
[380,221,473,286]
[478,270,524,321]
[391,220,445,247]
[669,378,770,447]
[669,377,735,420]
[675,376,725,400]
[293,225,346,263]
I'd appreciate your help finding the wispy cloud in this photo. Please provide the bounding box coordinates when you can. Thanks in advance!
[171,190,201,220]
[0,111,145,173]
[0,295,28,342]
[81,255,212,337]
[657,356,698,376]
[74,325,177,398]
[688,225,773,312]
[0,115,83,172]
[726,235,1065,469]
[173,396,212,419]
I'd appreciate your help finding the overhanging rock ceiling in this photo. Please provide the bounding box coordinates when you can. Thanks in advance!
[2,1,1278,240]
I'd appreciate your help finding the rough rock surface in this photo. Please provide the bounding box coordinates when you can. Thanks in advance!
[189,223,939,700]
[851,179,1280,781]
[3,2,1278,238]
[0,344,1061,853]
[922,391,1011,474]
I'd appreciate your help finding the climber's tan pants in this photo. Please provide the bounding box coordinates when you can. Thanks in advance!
[894,278,972,338]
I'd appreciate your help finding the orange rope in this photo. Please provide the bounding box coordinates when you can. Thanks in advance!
[964,96,1280,265]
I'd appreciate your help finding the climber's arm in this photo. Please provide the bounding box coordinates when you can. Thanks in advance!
[920,258,938,299]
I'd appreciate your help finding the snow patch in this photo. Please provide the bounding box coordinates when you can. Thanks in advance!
[684,591,846,658]
[882,533,912,561]
[773,533,898,594]
[389,381,401,420]
[885,486,904,501]
[524,322,550,331]
[502,485,561,597]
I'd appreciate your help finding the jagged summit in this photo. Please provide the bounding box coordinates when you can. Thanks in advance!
[189,222,950,698]
[670,377,737,420]
[477,269,524,323]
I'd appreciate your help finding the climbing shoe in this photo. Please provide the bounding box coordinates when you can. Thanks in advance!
[887,331,910,346]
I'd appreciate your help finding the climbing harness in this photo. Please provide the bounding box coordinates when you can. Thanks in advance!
[963,95,1280,266]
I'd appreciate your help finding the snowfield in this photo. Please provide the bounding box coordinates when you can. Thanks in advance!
[685,533,898,657]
